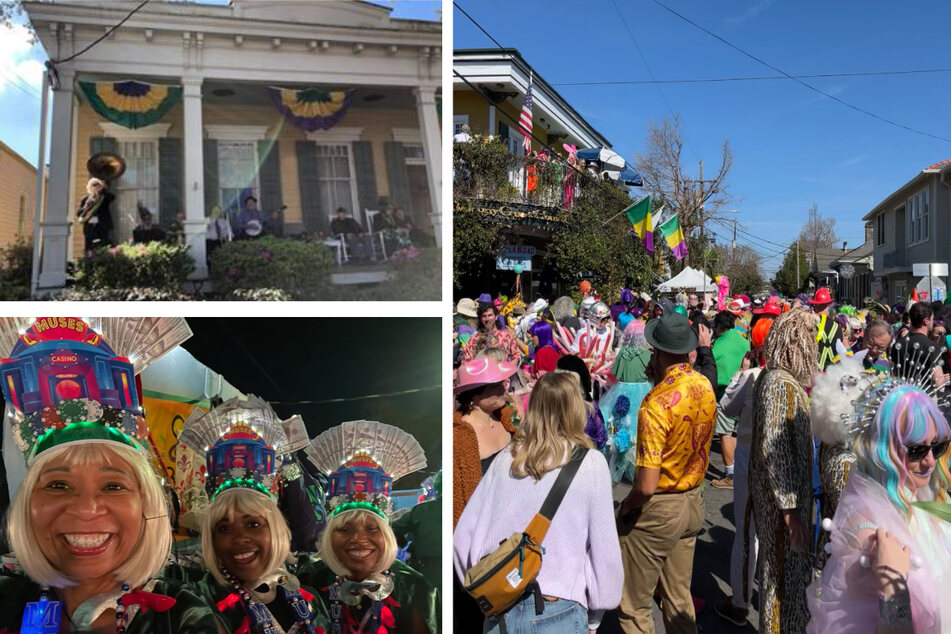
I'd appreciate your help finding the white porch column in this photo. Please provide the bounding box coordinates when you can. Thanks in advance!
[182,76,207,279]
[37,68,76,290]
[413,87,441,248]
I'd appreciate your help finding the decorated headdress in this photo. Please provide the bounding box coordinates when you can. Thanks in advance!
[810,340,951,445]
[0,317,190,462]
[178,395,291,501]
[305,420,426,521]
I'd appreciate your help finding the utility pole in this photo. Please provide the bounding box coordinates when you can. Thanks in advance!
[796,239,800,291]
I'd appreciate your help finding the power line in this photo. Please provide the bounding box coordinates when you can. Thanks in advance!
[551,67,951,86]
[269,385,441,406]
[610,0,699,162]
[50,0,150,65]
[650,0,951,144]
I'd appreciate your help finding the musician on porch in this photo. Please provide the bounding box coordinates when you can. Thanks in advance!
[77,177,115,255]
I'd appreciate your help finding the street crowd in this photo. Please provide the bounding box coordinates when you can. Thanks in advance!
[452,282,951,633]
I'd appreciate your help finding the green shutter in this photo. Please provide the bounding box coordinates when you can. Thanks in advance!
[296,141,323,233]
[258,140,283,216]
[158,138,182,228]
[384,141,410,211]
[89,136,118,157]
[203,139,219,214]
[351,141,377,220]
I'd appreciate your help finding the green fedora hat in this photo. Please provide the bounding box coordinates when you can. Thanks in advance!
[645,312,698,355]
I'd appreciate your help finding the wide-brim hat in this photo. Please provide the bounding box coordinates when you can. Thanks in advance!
[726,300,744,316]
[454,358,517,394]
[810,288,833,305]
[754,297,782,316]
[455,298,478,318]
[645,312,698,355]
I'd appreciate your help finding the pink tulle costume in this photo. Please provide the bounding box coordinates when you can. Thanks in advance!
[807,467,951,633]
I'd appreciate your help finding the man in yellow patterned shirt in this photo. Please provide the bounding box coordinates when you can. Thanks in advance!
[617,311,717,634]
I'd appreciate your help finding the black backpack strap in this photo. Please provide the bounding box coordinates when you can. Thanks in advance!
[538,446,587,521]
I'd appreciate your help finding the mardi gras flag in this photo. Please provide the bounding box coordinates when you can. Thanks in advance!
[267,86,353,131]
[79,80,182,129]
[624,197,653,254]
[659,213,688,260]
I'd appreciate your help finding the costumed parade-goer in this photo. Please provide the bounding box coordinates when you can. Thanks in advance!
[391,472,441,591]
[0,317,220,633]
[747,308,818,633]
[177,395,324,634]
[299,419,439,634]
[807,349,951,633]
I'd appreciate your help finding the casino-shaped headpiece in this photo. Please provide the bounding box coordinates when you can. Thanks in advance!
[305,420,426,521]
[179,395,290,501]
[0,317,191,462]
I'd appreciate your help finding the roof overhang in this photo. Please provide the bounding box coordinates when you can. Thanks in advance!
[453,48,612,151]
[862,166,943,221]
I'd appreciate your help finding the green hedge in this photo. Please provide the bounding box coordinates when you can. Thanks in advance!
[0,238,33,300]
[72,242,194,292]
[209,237,334,300]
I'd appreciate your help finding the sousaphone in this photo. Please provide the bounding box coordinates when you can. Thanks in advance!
[87,152,126,181]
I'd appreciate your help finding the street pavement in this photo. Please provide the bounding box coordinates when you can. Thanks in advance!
[600,437,760,633]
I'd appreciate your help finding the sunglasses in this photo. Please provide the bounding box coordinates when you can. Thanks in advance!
[904,440,950,462]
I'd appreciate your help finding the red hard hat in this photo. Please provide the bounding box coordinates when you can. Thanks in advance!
[810,288,833,305]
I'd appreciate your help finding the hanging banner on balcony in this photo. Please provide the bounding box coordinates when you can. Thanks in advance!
[79,80,182,129]
[497,244,535,271]
[267,86,354,131]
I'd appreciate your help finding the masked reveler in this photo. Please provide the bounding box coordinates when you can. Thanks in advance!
[298,419,439,634]
[178,395,325,634]
[0,317,220,633]
[807,337,951,633]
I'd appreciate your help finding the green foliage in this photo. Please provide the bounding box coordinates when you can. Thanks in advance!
[0,237,33,300]
[53,287,194,301]
[71,242,193,292]
[548,181,655,298]
[772,242,809,296]
[209,237,333,300]
[453,137,517,201]
[452,200,503,290]
[224,288,293,301]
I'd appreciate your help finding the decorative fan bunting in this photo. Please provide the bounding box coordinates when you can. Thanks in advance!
[79,80,182,130]
[267,86,353,131]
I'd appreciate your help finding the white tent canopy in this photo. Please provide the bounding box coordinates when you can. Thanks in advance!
[657,266,715,293]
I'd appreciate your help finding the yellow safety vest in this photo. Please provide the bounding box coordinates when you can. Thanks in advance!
[816,314,839,370]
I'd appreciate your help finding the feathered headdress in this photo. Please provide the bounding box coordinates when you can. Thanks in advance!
[179,395,291,501]
[0,317,190,462]
[305,420,425,521]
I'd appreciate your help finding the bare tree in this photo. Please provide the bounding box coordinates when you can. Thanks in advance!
[798,203,838,250]
[714,243,764,296]
[635,115,735,268]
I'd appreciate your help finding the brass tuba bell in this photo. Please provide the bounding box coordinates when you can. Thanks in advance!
[86,152,126,181]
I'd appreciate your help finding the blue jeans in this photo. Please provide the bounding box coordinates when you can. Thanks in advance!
[484,596,588,634]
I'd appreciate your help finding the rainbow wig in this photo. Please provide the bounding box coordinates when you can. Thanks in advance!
[529,320,554,353]
[854,385,951,514]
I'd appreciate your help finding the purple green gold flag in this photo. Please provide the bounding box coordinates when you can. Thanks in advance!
[623,197,653,254]
[659,214,688,260]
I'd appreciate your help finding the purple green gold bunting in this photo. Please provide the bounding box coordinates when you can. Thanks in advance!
[79,80,182,129]
[267,86,353,131]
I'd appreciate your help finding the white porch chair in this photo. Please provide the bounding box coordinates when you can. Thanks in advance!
[364,208,388,261]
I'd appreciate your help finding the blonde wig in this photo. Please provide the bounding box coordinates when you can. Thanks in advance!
[85,178,105,195]
[200,487,292,587]
[764,308,819,386]
[8,443,171,588]
[510,371,594,480]
[318,509,397,579]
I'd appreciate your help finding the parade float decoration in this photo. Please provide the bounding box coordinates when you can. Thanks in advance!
[552,303,618,392]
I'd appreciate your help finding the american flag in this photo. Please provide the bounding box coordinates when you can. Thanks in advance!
[519,77,533,155]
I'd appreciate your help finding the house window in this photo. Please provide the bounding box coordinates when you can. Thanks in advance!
[908,189,929,245]
[218,141,260,214]
[453,115,469,136]
[876,214,885,246]
[315,144,357,221]
[113,140,159,242]
[402,143,426,165]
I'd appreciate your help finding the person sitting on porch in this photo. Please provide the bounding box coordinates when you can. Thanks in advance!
[235,194,268,240]
[132,203,167,244]
[205,205,233,262]
[330,207,374,260]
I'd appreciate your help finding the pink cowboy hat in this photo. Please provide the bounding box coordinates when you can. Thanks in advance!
[454,358,517,394]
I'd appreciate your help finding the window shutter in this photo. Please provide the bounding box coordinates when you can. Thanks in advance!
[258,140,283,216]
[159,138,182,228]
[351,141,377,218]
[384,141,410,211]
[90,137,118,157]
[203,139,219,214]
[296,141,323,233]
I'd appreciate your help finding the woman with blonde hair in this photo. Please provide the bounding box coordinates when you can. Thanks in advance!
[299,420,438,634]
[180,396,323,634]
[454,371,623,633]
[0,317,218,633]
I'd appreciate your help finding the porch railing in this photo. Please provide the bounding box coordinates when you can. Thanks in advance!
[454,152,594,211]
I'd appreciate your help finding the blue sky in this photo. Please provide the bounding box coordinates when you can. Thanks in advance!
[454,0,951,276]
[0,0,439,174]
